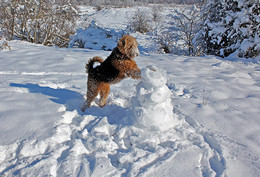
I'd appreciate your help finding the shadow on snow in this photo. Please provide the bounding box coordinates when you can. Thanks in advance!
[10,83,84,112]
[10,83,131,126]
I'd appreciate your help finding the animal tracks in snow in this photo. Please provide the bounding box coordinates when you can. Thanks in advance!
[0,101,249,176]
[0,72,258,177]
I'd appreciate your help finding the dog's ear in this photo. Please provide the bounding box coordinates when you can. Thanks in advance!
[117,35,128,54]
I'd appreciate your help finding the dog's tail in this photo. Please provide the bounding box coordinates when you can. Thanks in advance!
[86,56,104,73]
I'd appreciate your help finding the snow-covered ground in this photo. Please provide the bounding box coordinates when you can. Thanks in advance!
[1,39,260,177]
[1,5,260,177]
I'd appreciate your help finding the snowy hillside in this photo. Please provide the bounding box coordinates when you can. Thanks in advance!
[70,5,187,54]
[1,5,260,177]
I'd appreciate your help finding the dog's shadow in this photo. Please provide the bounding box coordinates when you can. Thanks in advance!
[10,83,131,125]
[10,83,84,112]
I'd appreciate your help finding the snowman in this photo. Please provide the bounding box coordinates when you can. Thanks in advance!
[132,65,179,131]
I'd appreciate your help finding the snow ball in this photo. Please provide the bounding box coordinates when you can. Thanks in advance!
[134,101,177,131]
[140,65,167,88]
[136,84,171,104]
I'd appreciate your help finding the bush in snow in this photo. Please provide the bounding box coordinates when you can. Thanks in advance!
[173,4,203,56]
[129,9,152,34]
[157,32,174,53]
[132,65,179,131]
[155,5,203,55]
[200,0,260,58]
[69,20,125,50]
[151,5,163,23]
[0,0,78,47]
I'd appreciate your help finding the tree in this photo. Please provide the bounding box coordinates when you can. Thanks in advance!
[173,4,203,55]
[200,0,260,58]
[0,0,19,39]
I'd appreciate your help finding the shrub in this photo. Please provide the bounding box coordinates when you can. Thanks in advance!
[0,0,78,47]
[130,9,151,34]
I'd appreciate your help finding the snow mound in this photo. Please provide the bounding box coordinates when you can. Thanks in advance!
[69,20,124,51]
[1,41,260,176]
[132,65,180,131]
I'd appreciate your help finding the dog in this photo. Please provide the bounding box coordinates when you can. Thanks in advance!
[82,35,141,111]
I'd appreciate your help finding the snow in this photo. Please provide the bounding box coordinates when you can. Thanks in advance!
[1,6,260,177]
[72,5,187,54]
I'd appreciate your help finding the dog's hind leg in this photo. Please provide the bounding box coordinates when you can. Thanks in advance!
[81,79,99,112]
[81,101,89,112]
[81,89,98,111]
[98,83,110,108]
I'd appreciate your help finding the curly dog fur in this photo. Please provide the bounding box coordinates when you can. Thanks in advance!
[82,35,141,111]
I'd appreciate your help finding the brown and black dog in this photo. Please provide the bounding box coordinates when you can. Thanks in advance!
[82,35,141,111]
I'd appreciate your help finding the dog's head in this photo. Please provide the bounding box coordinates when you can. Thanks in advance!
[117,35,140,59]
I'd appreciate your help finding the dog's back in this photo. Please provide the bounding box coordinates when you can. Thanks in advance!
[87,55,120,83]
